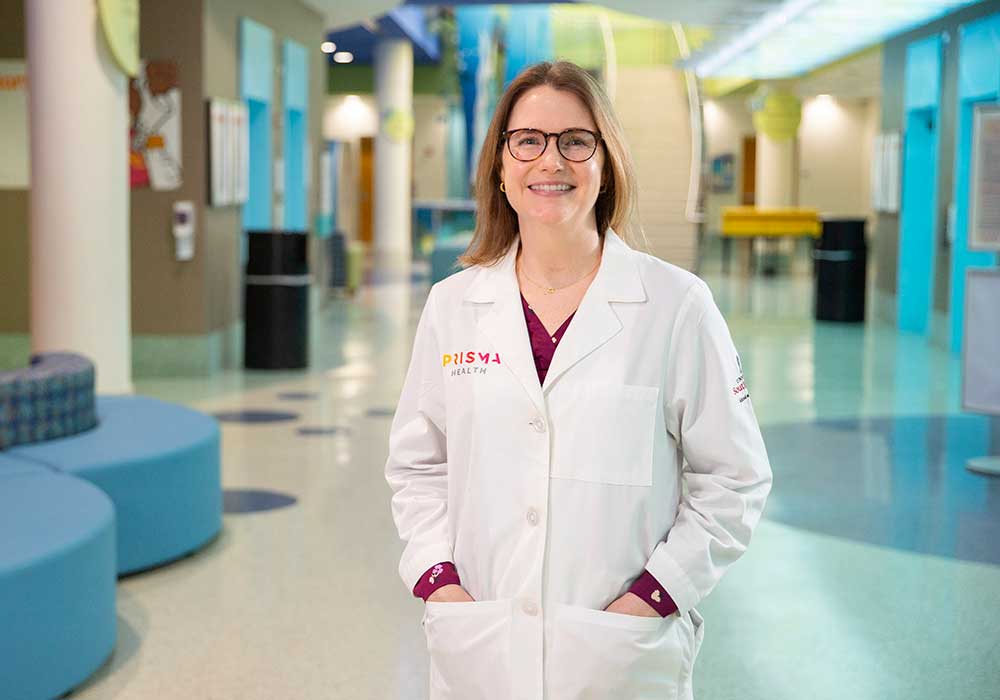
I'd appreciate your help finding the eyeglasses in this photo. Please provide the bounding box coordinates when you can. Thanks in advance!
[502,128,602,163]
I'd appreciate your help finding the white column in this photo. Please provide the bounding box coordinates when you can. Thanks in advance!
[26,0,132,394]
[755,135,796,208]
[373,38,413,273]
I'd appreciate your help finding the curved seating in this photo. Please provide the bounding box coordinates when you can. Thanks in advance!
[0,352,97,449]
[11,395,222,574]
[0,468,117,700]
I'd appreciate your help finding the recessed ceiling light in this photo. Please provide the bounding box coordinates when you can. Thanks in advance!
[321,41,336,54]
[333,51,354,64]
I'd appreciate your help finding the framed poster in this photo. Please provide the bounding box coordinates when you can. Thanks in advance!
[0,60,28,189]
[207,99,249,207]
[871,131,901,214]
[962,268,1000,415]
[968,103,1000,251]
[130,60,182,190]
[710,154,734,193]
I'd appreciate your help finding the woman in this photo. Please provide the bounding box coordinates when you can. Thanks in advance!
[386,61,771,700]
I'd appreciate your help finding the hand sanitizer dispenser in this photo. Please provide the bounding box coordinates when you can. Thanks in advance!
[172,201,195,261]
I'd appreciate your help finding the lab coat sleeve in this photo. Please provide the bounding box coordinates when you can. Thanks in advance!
[385,286,454,591]
[645,281,773,615]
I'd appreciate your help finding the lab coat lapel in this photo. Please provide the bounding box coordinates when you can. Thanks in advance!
[464,241,546,415]
[541,230,647,392]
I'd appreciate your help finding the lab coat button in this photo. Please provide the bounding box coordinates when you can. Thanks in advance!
[530,417,546,433]
[522,600,539,616]
[526,508,539,526]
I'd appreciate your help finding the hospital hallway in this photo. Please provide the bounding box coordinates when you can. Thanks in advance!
[62,244,1000,700]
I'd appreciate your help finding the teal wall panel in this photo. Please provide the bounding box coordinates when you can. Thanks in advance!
[950,13,1000,353]
[241,18,274,231]
[898,35,943,335]
[504,6,553,86]
[898,108,940,335]
[283,40,309,231]
[283,39,309,110]
[959,14,1000,100]
[241,18,274,103]
[905,35,942,110]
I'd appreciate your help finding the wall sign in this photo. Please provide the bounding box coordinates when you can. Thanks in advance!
[0,60,28,189]
[968,103,1000,251]
[130,60,182,190]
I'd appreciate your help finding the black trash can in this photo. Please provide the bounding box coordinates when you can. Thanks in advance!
[814,218,867,322]
[244,231,310,369]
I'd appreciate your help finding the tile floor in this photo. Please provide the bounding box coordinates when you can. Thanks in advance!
[66,247,1000,700]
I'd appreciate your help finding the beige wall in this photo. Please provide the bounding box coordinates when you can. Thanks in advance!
[413,94,449,202]
[615,66,698,271]
[202,0,326,329]
[703,96,754,235]
[798,95,880,227]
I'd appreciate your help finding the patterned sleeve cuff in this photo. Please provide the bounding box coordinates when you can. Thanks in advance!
[628,569,679,617]
[413,561,461,601]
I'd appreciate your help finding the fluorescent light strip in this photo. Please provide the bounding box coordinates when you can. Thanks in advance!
[695,0,824,77]
[696,0,980,78]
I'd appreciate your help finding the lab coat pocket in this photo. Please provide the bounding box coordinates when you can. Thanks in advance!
[677,608,705,700]
[423,599,513,700]
[551,383,659,486]
[547,604,686,700]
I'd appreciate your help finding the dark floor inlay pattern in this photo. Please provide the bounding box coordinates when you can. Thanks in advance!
[277,392,320,401]
[213,410,300,423]
[297,426,353,436]
[223,489,298,513]
[761,414,1000,566]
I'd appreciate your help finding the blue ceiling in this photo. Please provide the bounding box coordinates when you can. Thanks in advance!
[326,1,577,66]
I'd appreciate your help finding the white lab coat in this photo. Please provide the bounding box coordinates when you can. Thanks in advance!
[386,230,772,700]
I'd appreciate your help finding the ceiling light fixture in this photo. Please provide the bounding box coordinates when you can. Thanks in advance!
[333,51,354,64]
[694,0,822,77]
[321,41,336,54]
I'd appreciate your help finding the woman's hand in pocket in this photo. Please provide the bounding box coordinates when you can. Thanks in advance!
[604,592,660,618]
[427,584,475,603]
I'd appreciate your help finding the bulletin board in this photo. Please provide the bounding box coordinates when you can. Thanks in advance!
[207,99,249,207]
[968,103,1000,251]
[962,269,1000,415]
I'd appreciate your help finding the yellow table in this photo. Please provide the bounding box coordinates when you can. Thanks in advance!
[721,207,821,274]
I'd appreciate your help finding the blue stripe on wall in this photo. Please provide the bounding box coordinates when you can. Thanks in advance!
[951,14,1000,353]
[504,6,552,86]
[283,40,309,231]
[241,18,274,232]
[897,35,942,336]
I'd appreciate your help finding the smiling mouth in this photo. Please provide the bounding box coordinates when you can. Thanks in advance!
[528,184,575,192]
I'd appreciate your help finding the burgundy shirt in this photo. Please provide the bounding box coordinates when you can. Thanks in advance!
[414,294,678,618]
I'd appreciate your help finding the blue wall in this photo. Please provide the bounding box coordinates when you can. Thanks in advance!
[283,39,309,232]
[241,18,274,234]
[504,6,553,86]
[951,14,1000,352]
[897,35,942,335]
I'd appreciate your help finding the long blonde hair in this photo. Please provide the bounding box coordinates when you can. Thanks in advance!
[458,61,638,268]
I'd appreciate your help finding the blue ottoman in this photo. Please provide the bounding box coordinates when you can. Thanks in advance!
[0,469,117,700]
[11,395,222,574]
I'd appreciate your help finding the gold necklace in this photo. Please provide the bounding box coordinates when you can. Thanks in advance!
[517,257,601,295]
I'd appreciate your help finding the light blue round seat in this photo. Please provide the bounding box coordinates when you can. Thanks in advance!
[0,468,116,700]
[11,395,222,574]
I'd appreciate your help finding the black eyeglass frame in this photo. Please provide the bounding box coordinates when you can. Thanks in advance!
[501,128,604,162]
